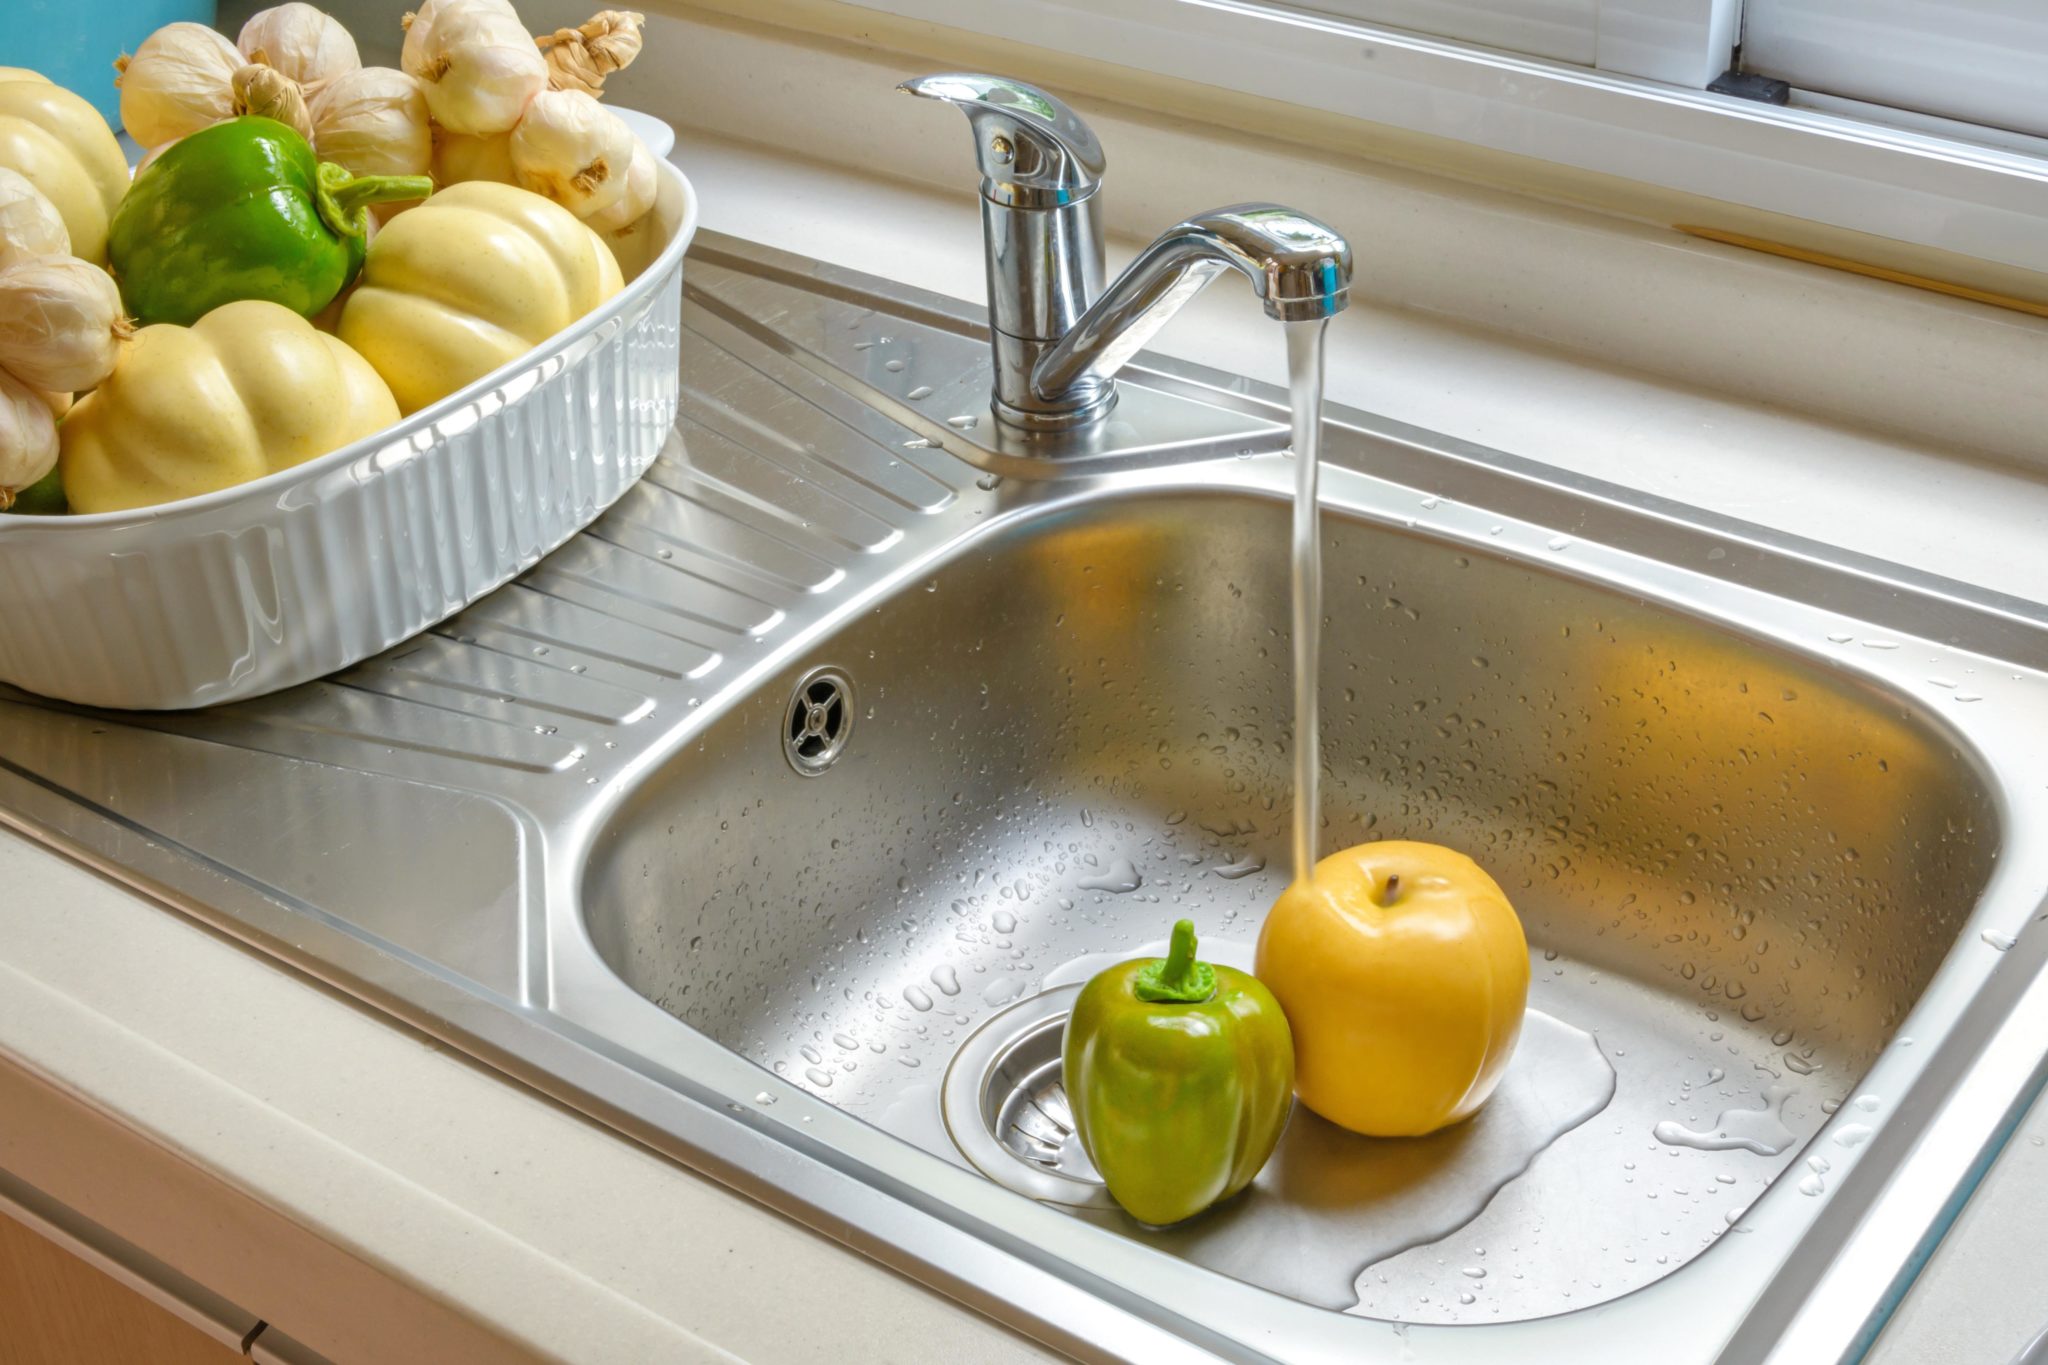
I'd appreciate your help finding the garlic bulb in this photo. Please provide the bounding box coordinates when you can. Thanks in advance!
[0,366,59,510]
[231,63,315,141]
[0,255,132,394]
[115,22,245,149]
[583,132,654,234]
[431,127,515,186]
[237,3,361,88]
[537,10,645,98]
[0,168,70,271]
[402,0,547,137]
[509,89,635,220]
[309,67,432,179]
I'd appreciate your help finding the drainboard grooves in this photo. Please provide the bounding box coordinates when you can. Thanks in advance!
[683,346,957,514]
[350,640,657,727]
[578,517,821,605]
[525,556,776,641]
[503,579,728,676]
[598,478,843,594]
[321,680,587,764]
[162,686,583,774]
[533,532,786,629]
[448,589,710,682]
[680,301,973,492]
[667,416,901,554]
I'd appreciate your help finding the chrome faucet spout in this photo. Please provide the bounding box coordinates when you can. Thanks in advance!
[904,72,1354,437]
[1030,205,1352,416]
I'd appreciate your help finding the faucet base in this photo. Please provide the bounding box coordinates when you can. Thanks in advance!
[993,386,1119,432]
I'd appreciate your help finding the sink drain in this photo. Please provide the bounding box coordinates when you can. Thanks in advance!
[941,985,1117,1210]
[783,667,854,776]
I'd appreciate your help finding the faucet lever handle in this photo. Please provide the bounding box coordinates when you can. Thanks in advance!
[898,73,1105,207]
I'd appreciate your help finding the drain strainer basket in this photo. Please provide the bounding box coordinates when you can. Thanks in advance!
[783,666,854,776]
[940,985,1118,1210]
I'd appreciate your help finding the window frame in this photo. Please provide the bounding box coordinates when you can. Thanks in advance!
[846,0,2048,278]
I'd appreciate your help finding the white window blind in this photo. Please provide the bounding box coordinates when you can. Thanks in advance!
[1297,0,1597,64]
[1742,0,2048,139]
[1298,0,1738,85]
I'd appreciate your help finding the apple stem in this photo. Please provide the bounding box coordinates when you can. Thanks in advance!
[1383,873,1401,906]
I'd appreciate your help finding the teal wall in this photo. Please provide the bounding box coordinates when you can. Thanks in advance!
[2,0,221,128]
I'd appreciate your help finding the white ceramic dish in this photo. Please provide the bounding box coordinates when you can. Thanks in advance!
[0,149,699,711]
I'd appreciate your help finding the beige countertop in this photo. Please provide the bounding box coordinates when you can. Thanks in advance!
[8,4,2048,1360]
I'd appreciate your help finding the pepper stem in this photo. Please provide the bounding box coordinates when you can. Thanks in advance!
[314,161,434,239]
[1132,919,1217,1004]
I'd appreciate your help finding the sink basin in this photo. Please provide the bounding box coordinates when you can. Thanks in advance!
[6,233,2048,1364]
[582,480,1996,1325]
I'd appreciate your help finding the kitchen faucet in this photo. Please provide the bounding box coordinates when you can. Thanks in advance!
[900,72,1354,434]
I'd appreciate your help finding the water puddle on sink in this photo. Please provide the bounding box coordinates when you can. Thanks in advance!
[1038,938,1616,1310]
[1078,1009,1617,1311]
[1653,1087,1797,1157]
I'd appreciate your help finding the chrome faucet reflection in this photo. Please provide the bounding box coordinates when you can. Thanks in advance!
[900,72,1353,433]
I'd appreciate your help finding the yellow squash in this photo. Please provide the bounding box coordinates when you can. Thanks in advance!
[0,68,129,265]
[430,128,516,187]
[338,180,622,414]
[62,299,399,514]
[1255,840,1529,1137]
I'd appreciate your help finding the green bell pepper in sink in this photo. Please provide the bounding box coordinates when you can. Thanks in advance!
[108,116,432,327]
[1063,918,1295,1225]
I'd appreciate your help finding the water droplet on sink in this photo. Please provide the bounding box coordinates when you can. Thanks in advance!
[947,414,979,429]
[975,473,1003,491]
[930,965,962,996]
[1833,1123,1873,1149]
[885,358,906,372]
[983,977,1026,1007]
[804,1067,835,1088]
[1983,929,2016,951]
[1798,1172,1825,1196]
[903,437,935,449]
[906,384,934,400]
[903,984,934,1011]
[992,910,1018,934]
[754,1091,775,1105]
[1547,536,1572,551]
[1212,855,1267,880]
[1783,1052,1821,1075]
[1461,1266,1486,1279]
[1826,632,1853,644]
[1862,639,1901,650]
[1076,859,1144,893]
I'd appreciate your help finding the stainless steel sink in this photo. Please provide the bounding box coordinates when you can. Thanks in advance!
[5,233,2048,1364]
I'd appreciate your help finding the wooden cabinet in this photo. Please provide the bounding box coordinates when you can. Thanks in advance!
[0,1209,242,1365]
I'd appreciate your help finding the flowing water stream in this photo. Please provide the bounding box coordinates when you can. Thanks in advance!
[1287,319,1330,880]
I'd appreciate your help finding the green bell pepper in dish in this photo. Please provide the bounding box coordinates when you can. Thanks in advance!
[1063,918,1294,1225]
[3,463,66,516]
[107,116,431,327]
